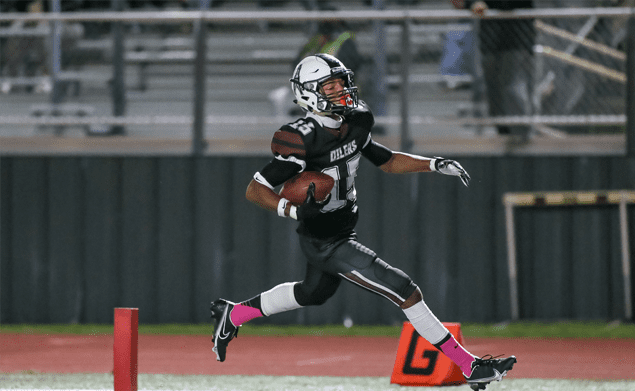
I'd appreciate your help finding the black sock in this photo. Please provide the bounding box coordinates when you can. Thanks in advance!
[432,332,452,351]
[240,295,263,313]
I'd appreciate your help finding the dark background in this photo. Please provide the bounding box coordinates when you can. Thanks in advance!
[1,155,634,325]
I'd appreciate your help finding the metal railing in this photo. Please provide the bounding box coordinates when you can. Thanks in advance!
[0,7,633,155]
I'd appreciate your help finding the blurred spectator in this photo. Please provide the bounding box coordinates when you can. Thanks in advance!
[1,0,49,94]
[438,26,474,89]
[293,20,363,78]
[1,0,86,95]
[453,0,535,136]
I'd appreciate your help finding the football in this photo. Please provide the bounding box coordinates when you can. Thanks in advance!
[279,171,335,205]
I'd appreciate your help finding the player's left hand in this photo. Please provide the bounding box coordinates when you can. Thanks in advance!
[433,157,471,187]
[295,182,331,220]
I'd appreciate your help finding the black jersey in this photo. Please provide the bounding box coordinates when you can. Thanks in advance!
[258,102,393,239]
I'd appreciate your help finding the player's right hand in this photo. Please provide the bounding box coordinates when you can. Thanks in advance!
[295,182,331,220]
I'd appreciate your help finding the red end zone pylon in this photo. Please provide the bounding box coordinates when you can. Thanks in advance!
[391,322,466,386]
[114,308,139,391]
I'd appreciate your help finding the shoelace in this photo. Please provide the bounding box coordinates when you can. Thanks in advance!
[475,354,504,364]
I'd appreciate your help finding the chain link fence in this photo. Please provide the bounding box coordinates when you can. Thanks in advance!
[437,10,628,136]
[534,14,626,120]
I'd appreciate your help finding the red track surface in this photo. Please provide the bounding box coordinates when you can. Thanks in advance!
[2,333,634,379]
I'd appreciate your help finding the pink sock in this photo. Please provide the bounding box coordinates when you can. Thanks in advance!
[229,304,263,327]
[438,335,476,376]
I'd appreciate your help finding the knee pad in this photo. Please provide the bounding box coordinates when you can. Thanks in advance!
[294,276,340,306]
[372,258,418,303]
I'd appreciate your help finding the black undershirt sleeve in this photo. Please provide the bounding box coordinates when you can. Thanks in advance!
[259,158,303,188]
[361,139,393,167]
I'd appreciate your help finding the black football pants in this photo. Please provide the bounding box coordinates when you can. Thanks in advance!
[293,232,417,307]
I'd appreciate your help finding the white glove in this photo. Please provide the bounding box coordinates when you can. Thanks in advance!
[431,157,471,187]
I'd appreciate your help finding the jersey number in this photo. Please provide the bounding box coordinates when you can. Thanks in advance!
[288,119,314,135]
[321,153,361,212]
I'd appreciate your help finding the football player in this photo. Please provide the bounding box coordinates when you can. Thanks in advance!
[211,54,515,390]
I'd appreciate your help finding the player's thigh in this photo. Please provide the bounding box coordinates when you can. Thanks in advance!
[331,239,418,306]
[294,262,341,306]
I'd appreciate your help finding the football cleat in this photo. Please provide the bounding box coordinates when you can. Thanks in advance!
[210,298,239,362]
[465,355,517,390]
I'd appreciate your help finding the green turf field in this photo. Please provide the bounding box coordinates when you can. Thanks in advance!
[1,373,635,391]
[2,321,635,338]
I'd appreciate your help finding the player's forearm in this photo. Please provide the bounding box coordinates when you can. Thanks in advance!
[379,152,434,174]
[246,178,298,218]
[246,179,281,213]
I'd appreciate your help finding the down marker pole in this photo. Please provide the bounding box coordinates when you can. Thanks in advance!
[114,308,139,391]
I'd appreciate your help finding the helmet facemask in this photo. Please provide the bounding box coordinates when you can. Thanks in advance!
[317,73,358,115]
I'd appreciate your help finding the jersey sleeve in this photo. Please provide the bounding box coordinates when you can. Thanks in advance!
[271,128,306,161]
